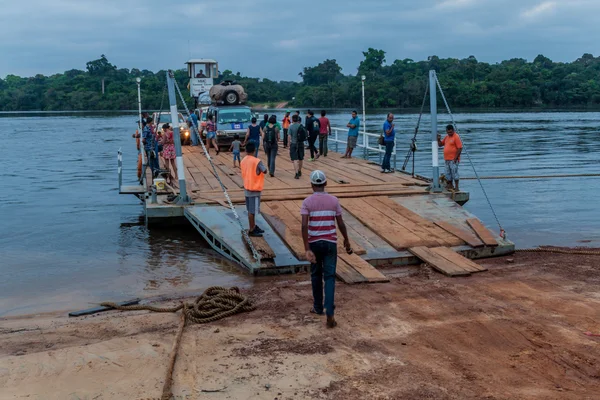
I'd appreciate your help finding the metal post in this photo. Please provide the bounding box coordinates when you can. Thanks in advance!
[430,70,442,192]
[166,70,190,204]
[118,148,122,190]
[361,75,367,160]
[136,78,146,171]
[335,128,339,153]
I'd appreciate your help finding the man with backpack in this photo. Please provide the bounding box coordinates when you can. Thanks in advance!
[262,115,280,177]
[288,114,306,179]
[306,110,320,161]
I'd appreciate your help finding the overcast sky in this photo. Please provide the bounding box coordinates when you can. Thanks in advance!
[1,0,598,80]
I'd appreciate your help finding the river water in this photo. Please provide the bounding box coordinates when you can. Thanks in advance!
[1,111,599,316]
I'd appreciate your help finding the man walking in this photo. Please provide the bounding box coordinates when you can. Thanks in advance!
[241,142,267,237]
[437,124,463,191]
[288,114,306,179]
[305,110,320,160]
[342,110,360,159]
[381,113,395,173]
[282,110,291,148]
[301,170,351,328]
[318,110,331,157]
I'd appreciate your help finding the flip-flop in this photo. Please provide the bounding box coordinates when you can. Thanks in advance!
[310,307,324,315]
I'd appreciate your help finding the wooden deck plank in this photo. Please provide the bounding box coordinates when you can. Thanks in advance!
[430,247,487,273]
[338,252,389,282]
[375,196,464,246]
[434,221,485,248]
[246,235,276,260]
[466,218,499,247]
[341,198,424,250]
[408,247,471,277]
[336,258,367,284]
[261,202,305,260]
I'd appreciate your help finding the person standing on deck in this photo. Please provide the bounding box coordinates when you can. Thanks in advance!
[282,111,291,148]
[187,112,199,146]
[381,113,395,173]
[259,114,269,133]
[306,110,320,161]
[205,115,219,155]
[244,117,262,157]
[263,115,280,177]
[301,170,351,329]
[241,141,267,237]
[437,124,463,191]
[229,134,242,168]
[161,124,178,184]
[142,117,159,176]
[318,110,331,157]
[288,114,306,179]
[342,110,360,159]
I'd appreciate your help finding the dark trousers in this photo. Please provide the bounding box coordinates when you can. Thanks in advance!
[263,142,278,175]
[382,141,394,170]
[319,134,328,156]
[146,149,159,175]
[308,132,319,159]
[283,128,288,147]
[309,240,337,317]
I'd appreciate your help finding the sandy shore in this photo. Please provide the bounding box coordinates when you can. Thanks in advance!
[1,250,600,399]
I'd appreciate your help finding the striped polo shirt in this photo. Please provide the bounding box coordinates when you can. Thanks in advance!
[300,192,343,244]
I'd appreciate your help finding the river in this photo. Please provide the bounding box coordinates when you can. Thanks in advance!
[1,111,598,316]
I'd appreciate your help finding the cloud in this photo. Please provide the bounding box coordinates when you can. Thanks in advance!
[521,1,557,19]
[0,0,598,81]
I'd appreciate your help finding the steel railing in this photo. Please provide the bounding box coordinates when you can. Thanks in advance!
[329,127,397,170]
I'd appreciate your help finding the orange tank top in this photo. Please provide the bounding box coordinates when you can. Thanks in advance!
[241,155,264,192]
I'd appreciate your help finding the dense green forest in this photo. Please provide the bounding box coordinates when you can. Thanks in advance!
[1,51,600,111]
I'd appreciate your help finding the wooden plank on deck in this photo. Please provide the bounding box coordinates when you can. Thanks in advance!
[430,247,487,273]
[338,251,389,283]
[466,218,498,247]
[245,235,276,260]
[336,258,367,284]
[434,221,484,248]
[408,246,471,277]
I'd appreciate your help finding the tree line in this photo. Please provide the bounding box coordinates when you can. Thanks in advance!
[1,51,600,111]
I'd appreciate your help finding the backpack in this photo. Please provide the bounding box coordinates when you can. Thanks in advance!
[311,117,320,133]
[297,124,307,143]
[265,124,277,144]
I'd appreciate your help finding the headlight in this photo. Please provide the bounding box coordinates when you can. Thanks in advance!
[184,131,189,137]
[216,130,226,136]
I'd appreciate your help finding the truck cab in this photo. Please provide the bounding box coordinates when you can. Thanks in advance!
[205,105,253,148]
[186,59,218,106]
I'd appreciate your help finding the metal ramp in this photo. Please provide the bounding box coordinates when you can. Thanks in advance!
[184,205,309,275]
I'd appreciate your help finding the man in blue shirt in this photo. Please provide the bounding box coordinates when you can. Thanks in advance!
[342,110,360,159]
[142,117,159,176]
[381,113,395,173]
[187,112,199,145]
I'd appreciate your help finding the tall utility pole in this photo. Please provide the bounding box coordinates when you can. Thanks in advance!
[429,70,442,192]
[136,78,146,185]
[361,75,367,159]
[166,70,190,204]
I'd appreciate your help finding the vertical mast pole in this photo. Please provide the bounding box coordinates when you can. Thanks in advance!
[166,70,190,204]
[430,70,442,192]
[136,78,147,185]
[361,75,367,159]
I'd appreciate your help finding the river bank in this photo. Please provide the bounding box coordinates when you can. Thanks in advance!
[2,249,599,399]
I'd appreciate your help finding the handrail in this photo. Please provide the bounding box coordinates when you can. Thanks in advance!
[329,127,397,170]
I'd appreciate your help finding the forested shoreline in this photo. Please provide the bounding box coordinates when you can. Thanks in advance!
[1,50,600,111]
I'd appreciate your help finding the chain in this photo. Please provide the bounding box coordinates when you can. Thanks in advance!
[434,74,506,238]
[402,81,429,173]
[171,73,261,262]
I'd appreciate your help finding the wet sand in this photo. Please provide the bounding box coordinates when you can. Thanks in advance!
[1,250,600,399]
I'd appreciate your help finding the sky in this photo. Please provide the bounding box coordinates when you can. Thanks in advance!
[1,0,599,81]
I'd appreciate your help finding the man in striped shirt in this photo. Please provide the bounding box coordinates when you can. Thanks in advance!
[301,170,351,328]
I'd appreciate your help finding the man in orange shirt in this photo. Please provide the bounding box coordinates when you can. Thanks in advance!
[241,141,267,237]
[437,124,463,191]
[282,110,291,148]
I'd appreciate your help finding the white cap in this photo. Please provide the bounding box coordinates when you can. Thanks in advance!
[310,170,327,185]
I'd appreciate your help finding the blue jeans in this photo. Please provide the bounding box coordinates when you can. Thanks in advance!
[191,128,199,146]
[263,142,278,175]
[382,141,394,170]
[309,240,337,316]
[146,149,159,175]
[249,139,260,157]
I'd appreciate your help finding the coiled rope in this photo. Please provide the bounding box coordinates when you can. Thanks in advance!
[100,286,255,400]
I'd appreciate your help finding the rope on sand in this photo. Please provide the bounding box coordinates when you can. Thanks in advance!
[100,286,255,400]
[516,247,600,256]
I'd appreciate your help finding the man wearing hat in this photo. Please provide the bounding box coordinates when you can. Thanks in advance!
[282,110,291,148]
[301,170,352,328]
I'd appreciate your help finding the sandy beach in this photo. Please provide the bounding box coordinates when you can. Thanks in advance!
[1,250,599,400]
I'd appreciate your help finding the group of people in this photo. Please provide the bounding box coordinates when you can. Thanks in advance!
[133,113,178,184]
